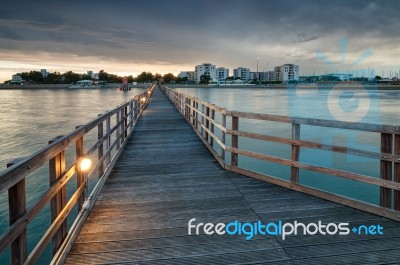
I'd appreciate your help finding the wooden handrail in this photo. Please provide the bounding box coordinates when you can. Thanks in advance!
[160,86,400,221]
[0,83,156,265]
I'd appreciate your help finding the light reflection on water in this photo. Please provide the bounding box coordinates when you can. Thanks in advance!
[0,88,144,264]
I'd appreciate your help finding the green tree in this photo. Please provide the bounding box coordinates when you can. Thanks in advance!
[199,74,211,84]
[375,75,382,80]
[163,73,176,83]
[154,73,162,81]
[45,72,61,84]
[98,70,109,81]
[63,71,82,84]
[28,71,44,83]
[137,72,154,83]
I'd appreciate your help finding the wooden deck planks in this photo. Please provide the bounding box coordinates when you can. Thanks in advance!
[65,87,400,264]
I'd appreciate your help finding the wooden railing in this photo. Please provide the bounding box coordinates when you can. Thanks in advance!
[160,86,400,221]
[0,84,155,265]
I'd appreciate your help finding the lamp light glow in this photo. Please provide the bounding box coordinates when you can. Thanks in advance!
[79,157,92,172]
[141,97,147,103]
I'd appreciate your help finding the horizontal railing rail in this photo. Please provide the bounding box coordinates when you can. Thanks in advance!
[0,83,156,265]
[160,85,400,221]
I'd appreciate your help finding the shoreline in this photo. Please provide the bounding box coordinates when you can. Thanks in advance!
[0,84,151,90]
[1,83,400,90]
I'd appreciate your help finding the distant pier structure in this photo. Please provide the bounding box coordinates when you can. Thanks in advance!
[120,76,131,91]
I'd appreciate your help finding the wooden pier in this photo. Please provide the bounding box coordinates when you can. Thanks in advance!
[65,87,400,264]
[1,84,400,264]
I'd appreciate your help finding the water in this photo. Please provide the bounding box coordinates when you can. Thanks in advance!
[0,88,144,264]
[0,86,399,263]
[175,86,400,205]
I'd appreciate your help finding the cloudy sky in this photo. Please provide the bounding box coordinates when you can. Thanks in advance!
[1,0,400,82]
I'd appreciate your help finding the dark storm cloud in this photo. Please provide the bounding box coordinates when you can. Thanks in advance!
[0,0,399,71]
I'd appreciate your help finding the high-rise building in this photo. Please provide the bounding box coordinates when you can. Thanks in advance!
[276,64,299,82]
[216,67,229,80]
[233,67,250,80]
[178,71,196,81]
[40,69,49,78]
[195,63,217,83]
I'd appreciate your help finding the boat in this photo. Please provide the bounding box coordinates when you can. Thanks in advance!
[68,80,94,88]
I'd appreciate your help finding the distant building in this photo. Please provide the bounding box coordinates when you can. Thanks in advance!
[276,64,299,82]
[325,73,353,81]
[195,63,217,83]
[40,69,49,78]
[87,70,94,78]
[233,67,250,80]
[250,72,260,81]
[10,74,23,84]
[216,67,229,80]
[258,64,299,82]
[178,71,196,81]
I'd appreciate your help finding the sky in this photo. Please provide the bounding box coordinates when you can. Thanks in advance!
[1,0,400,82]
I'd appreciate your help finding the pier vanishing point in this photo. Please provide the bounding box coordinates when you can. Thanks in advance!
[1,84,400,264]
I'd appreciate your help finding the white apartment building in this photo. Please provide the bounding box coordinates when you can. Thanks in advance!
[276,64,299,82]
[216,67,229,80]
[250,72,260,81]
[195,63,217,83]
[10,74,23,84]
[178,71,196,81]
[233,67,250,80]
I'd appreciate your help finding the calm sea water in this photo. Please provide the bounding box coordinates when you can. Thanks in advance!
[175,86,400,206]
[0,86,399,263]
[0,88,144,264]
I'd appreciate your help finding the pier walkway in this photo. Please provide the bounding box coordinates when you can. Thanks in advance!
[64,87,400,264]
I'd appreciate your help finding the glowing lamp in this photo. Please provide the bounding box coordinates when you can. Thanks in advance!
[79,157,92,172]
[141,97,147,103]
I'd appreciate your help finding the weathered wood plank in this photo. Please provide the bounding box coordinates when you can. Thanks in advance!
[65,86,400,265]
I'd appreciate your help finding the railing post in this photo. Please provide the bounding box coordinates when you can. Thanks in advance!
[129,101,134,130]
[134,99,138,121]
[221,113,226,160]
[231,116,239,167]
[380,132,393,208]
[205,106,210,142]
[291,123,300,183]
[186,98,190,120]
[7,159,27,265]
[124,106,128,139]
[98,115,104,178]
[192,100,196,126]
[195,102,199,130]
[106,115,111,165]
[201,105,205,136]
[116,110,121,150]
[48,135,67,256]
[120,108,125,146]
[210,109,215,147]
[394,134,400,210]
[75,126,85,211]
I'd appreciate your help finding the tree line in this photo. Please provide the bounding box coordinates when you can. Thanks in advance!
[7,70,187,84]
